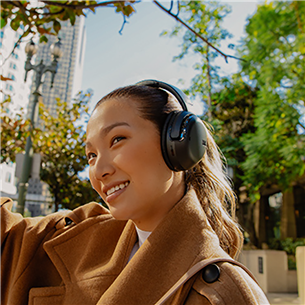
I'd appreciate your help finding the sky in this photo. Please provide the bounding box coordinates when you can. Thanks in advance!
[81,1,260,116]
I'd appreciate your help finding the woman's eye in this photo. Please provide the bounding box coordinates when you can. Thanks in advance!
[111,136,125,146]
[87,152,96,161]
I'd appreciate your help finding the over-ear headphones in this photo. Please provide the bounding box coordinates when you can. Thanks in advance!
[135,79,207,171]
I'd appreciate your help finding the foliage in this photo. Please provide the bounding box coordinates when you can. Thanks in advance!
[211,75,257,176]
[268,237,305,269]
[239,1,305,196]
[0,1,136,43]
[210,75,258,242]
[162,0,232,117]
[36,90,102,210]
[52,176,102,211]
[1,97,30,163]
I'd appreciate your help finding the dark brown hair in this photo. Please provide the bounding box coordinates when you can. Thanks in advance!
[95,85,243,258]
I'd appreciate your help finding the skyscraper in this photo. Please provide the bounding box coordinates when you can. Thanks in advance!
[1,23,33,198]
[28,16,86,119]
[0,24,33,115]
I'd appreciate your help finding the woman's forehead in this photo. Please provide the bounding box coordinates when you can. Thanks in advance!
[90,99,136,121]
[87,98,145,133]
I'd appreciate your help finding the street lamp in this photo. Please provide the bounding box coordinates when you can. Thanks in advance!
[16,38,63,215]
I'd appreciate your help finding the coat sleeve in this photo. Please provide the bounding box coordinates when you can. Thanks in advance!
[186,262,270,305]
[1,197,68,305]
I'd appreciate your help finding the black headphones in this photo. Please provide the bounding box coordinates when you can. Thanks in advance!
[135,79,207,172]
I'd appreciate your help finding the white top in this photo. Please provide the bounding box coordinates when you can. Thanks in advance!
[128,226,152,262]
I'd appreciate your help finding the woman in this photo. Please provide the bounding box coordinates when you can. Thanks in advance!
[1,80,269,305]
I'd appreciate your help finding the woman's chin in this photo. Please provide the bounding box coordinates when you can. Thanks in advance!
[108,207,131,221]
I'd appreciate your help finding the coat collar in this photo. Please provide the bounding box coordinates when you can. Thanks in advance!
[44,189,228,304]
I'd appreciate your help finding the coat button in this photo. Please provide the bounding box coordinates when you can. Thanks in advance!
[202,264,220,283]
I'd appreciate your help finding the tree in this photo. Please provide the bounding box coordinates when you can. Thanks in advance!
[237,1,305,243]
[239,1,305,195]
[1,96,30,163]
[210,74,258,245]
[1,91,102,211]
[1,1,136,44]
[161,0,233,120]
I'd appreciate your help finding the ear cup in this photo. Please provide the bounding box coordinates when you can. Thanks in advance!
[161,111,207,171]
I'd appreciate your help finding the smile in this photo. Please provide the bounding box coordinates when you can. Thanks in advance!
[106,182,129,196]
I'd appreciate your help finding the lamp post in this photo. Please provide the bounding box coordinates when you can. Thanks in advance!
[16,38,63,215]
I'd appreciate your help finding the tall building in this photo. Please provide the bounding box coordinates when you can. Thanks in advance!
[0,23,33,200]
[0,17,86,215]
[0,24,33,115]
[28,16,86,119]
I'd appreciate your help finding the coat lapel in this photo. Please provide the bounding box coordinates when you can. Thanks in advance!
[43,210,137,303]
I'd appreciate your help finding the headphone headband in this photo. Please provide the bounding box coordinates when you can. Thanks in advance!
[135,79,188,111]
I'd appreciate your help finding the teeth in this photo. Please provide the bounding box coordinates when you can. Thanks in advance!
[107,182,129,196]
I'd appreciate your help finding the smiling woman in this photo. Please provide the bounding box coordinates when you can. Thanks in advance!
[86,97,185,231]
[1,80,269,305]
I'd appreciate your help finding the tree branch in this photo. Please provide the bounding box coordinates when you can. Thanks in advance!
[119,14,128,35]
[3,0,31,24]
[42,0,122,10]
[40,8,65,16]
[153,0,245,63]
[0,28,32,67]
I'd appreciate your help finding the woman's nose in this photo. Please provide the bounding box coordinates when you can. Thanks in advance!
[94,155,115,180]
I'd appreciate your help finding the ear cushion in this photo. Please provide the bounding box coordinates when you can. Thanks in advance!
[161,111,207,171]
[161,111,178,171]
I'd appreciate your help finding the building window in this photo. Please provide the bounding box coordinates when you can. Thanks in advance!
[5,84,13,91]
[0,31,3,38]
[9,62,17,70]
[8,73,15,81]
[5,172,12,183]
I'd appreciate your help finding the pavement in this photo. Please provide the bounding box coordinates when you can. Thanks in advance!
[267,293,303,305]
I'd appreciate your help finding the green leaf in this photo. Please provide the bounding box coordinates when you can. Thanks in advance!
[10,17,20,31]
[67,10,76,26]
[53,19,61,34]
[39,35,48,43]
[1,17,7,29]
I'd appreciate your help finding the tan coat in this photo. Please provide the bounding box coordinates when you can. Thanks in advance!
[1,189,269,305]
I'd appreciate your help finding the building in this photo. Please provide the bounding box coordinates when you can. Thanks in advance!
[0,23,33,206]
[0,24,33,115]
[28,16,86,121]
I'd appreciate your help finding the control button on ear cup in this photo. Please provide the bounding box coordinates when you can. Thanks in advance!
[169,111,190,139]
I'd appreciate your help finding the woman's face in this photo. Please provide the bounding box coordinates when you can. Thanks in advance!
[86,98,184,231]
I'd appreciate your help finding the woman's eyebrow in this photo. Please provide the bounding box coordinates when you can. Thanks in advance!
[101,122,130,137]
[85,122,130,149]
